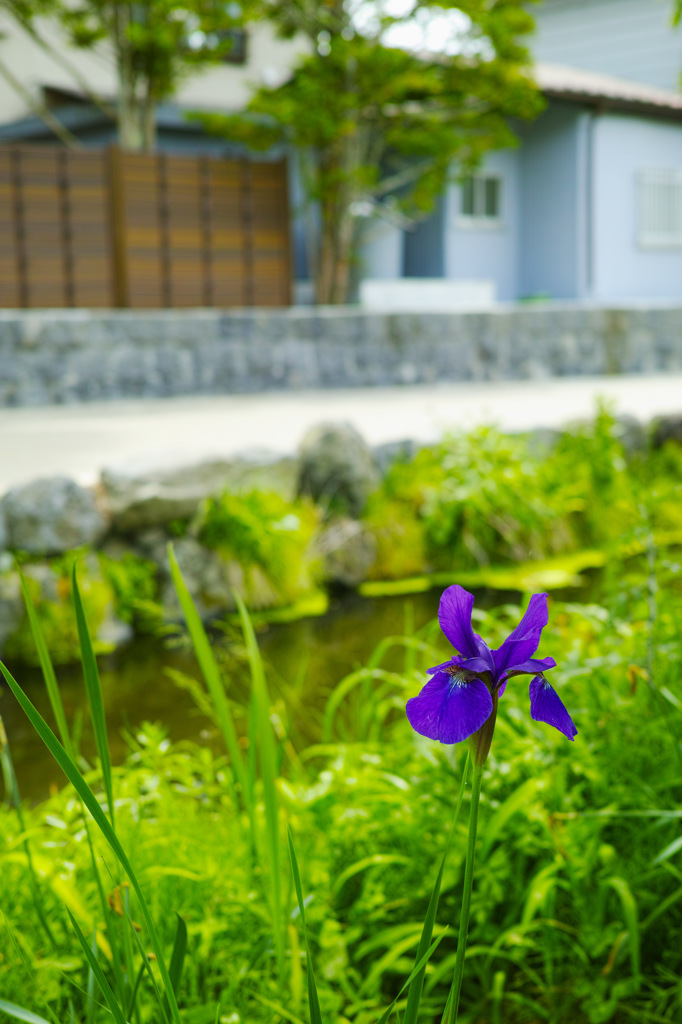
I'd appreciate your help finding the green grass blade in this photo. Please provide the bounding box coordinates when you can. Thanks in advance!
[67,908,129,1024]
[72,565,114,827]
[86,927,98,1024]
[169,913,188,994]
[168,545,251,815]
[234,588,284,974]
[19,570,73,758]
[126,962,148,1022]
[288,829,322,1024]
[0,714,57,949]
[403,753,470,1024]
[374,930,449,1024]
[0,1000,52,1024]
[162,913,188,1021]
[0,659,182,1024]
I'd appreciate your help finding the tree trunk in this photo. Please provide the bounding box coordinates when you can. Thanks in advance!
[114,4,145,151]
[315,157,357,304]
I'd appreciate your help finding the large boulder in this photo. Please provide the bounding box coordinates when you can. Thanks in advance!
[102,451,297,533]
[298,423,380,517]
[373,439,419,476]
[652,415,682,450]
[1,477,107,555]
[156,536,237,619]
[315,517,378,587]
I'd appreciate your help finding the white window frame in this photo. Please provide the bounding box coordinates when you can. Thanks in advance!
[637,168,682,249]
[456,174,503,230]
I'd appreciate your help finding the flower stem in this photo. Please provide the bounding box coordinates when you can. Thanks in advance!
[444,764,484,1024]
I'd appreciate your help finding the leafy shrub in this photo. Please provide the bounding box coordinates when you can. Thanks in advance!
[196,489,320,602]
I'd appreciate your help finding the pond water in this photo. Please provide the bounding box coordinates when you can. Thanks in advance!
[0,583,589,802]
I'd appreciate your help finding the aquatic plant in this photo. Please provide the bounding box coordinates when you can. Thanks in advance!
[407,585,576,1021]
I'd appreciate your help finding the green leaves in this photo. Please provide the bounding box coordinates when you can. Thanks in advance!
[288,830,323,1024]
[203,0,542,302]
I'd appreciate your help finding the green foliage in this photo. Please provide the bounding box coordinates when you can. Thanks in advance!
[4,553,117,665]
[364,409,682,578]
[204,0,543,301]
[3,551,682,1021]
[99,550,159,624]
[196,489,320,603]
[1,0,250,150]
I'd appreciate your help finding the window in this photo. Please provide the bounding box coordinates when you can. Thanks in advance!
[458,175,502,226]
[638,168,682,248]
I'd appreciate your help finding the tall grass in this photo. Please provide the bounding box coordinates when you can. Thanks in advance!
[1,535,682,1022]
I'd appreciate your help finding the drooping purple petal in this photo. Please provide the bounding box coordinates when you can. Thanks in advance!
[505,656,557,676]
[438,585,483,659]
[493,594,549,677]
[406,671,493,745]
[497,657,557,698]
[529,676,577,741]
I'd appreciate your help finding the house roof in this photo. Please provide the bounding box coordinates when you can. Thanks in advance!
[535,62,682,118]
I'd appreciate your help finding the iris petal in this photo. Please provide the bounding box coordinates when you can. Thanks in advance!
[406,670,493,745]
[438,586,483,659]
[529,676,577,741]
[493,594,549,676]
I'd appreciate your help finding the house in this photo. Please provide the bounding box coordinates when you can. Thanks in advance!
[1,0,682,306]
[384,62,682,303]
[365,0,682,303]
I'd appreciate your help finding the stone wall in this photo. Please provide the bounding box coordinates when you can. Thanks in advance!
[2,303,682,405]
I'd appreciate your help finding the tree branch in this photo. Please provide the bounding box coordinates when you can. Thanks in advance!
[0,54,80,146]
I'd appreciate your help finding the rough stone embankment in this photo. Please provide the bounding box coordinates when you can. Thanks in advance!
[0,422,390,657]
[0,412,679,662]
[3,304,682,406]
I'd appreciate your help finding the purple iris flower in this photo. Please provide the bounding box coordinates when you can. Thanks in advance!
[406,585,577,750]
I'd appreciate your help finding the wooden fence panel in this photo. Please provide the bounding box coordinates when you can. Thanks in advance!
[0,150,21,308]
[68,150,114,308]
[0,145,291,309]
[209,159,249,306]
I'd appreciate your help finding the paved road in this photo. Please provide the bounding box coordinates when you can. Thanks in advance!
[1,373,681,492]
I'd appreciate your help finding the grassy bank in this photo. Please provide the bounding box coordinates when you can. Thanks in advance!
[1,543,681,1022]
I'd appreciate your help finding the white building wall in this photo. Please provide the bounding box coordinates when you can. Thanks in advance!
[533,0,682,93]
[591,112,682,300]
[0,12,306,125]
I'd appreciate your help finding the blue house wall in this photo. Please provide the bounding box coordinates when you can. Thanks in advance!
[534,0,682,93]
[517,102,589,301]
[592,112,682,300]
[403,99,682,304]
[442,148,520,301]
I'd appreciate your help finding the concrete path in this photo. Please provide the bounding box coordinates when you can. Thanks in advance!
[1,373,681,492]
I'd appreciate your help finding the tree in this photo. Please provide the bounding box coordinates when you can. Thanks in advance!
[202,0,544,304]
[0,0,249,151]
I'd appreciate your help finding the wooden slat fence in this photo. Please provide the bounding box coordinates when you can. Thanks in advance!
[0,145,291,309]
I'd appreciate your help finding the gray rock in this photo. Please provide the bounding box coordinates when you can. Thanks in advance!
[2,477,108,555]
[0,572,23,650]
[157,536,236,619]
[315,517,378,587]
[373,439,419,476]
[614,414,647,457]
[298,422,380,517]
[102,451,297,533]
[652,415,682,449]
[523,427,562,457]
